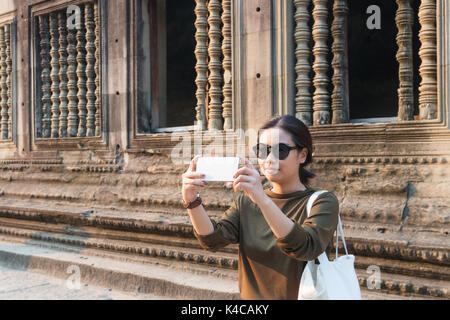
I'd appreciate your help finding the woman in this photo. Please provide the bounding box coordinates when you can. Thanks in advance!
[181,115,339,300]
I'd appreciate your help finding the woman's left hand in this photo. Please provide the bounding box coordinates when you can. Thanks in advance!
[229,156,268,205]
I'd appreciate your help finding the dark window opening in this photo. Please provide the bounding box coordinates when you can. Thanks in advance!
[166,0,196,128]
[137,0,196,134]
[347,0,421,121]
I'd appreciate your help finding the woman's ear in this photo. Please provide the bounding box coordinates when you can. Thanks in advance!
[298,147,308,164]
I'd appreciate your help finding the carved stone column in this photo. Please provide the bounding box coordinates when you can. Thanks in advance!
[0,26,7,140]
[208,0,224,131]
[222,0,232,130]
[39,15,52,138]
[294,0,313,126]
[396,0,414,121]
[94,2,101,136]
[6,24,12,140]
[331,0,349,124]
[50,13,60,138]
[76,10,87,137]
[67,16,79,137]
[418,0,438,120]
[58,12,68,138]
[312,0,330,125]
[85,3,96,137]
[194,0,208,131]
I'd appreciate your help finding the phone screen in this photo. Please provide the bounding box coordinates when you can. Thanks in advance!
[196,157,240,181]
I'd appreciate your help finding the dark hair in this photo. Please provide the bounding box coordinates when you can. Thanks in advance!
[259,115,315,186]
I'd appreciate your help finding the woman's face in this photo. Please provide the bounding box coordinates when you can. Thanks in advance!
[257,128,307,184]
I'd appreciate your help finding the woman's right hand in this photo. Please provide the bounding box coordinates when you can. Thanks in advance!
[181,155,208,203]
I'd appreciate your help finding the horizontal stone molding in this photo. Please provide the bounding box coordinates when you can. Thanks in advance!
[312,156,449,165]
[0,237,240,299]
[0,221,448,299]
[2,155,448,166]
[0,203,447,267]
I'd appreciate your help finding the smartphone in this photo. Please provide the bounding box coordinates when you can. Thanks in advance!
[196,157,240,182]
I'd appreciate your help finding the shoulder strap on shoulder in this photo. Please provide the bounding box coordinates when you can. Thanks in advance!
[306,190,349,258]
[306,190,328,217]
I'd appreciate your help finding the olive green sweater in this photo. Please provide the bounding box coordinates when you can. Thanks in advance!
[194,187,339,300]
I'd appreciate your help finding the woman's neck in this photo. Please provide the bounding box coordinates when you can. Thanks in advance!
[270,181,307,194]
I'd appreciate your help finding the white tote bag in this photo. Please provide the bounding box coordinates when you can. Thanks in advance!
[298,190,362,300]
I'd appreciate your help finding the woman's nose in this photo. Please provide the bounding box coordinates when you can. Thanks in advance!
[265,153,279,169]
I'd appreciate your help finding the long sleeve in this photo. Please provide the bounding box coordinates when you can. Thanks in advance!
[193,193,242,252]
[275,192,339,261]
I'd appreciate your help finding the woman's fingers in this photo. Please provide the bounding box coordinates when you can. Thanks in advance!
[233,166,256,179]
[183,172,206,179]
[233,176,253,192]
[183,165,206,183]
[188,155,202,172]
[185,184,206,189]
[233,174,253,185]
[183,178,208,187]
[234,181,251,193]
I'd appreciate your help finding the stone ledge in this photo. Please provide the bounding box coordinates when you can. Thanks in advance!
[0,265,169,300]
[351,255,450,282]
[0,233,447,300]
[356,269,449,299]
[0,239,240,300]
[0,233,239,281]
[1,222,448,284]
[0,199,448,266]
[0,226,239,270]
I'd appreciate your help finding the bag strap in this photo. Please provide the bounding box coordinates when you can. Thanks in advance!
[305,190,328,218]
[336,215,349,256]
[306,190,349,258]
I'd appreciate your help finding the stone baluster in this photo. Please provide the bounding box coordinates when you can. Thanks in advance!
[331,0,349,124]
[50,13,60,138]
[294,0,313,126]
[0,26,7,140]
[94,2,100,136]
[194,0,208,131]
[222,0,232,130]
[6,24,12,140]
[207,0,223,131]
[418,0,437,120]
[58,12,68,138]
[67,14,79,137]
[396,0,414,121]
[85,3,96,137]
[39,15,52,138]
[76,7,87,137]
[312,0,330,125]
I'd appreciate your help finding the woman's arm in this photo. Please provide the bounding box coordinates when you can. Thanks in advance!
[191,196,241,252]
[254,194,295,239]
[182,155,240,251]
[232,158,338,259]
[232,158,294,238]
[275,192,339,261]
[182,155,214,236]
[187,204,214,236]
[256,193,338,258]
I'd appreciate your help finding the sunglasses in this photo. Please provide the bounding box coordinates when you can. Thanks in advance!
[252,143,302,160]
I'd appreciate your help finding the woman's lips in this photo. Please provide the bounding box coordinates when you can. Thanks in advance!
[264,168,279,174]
